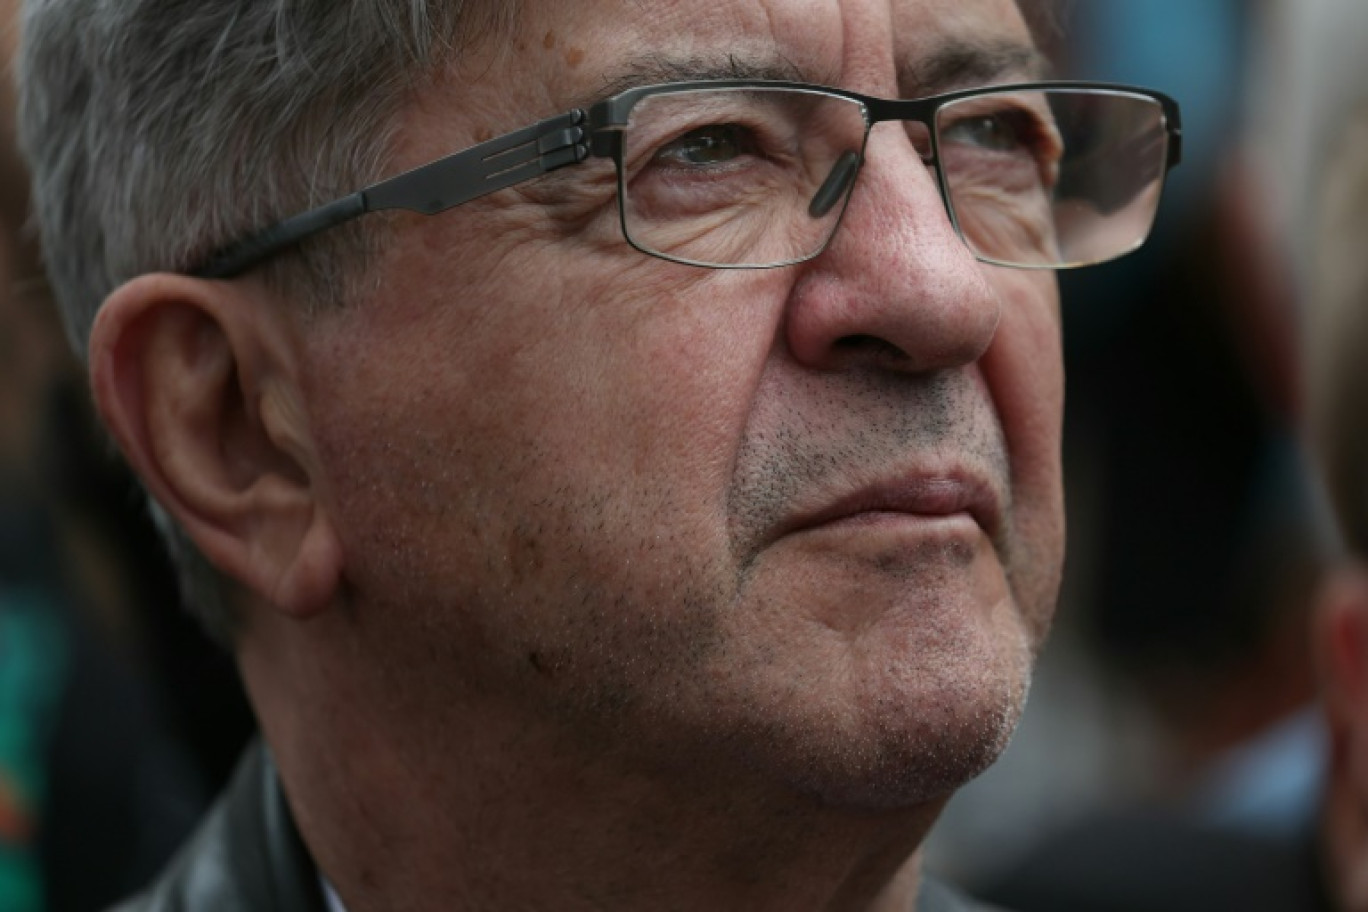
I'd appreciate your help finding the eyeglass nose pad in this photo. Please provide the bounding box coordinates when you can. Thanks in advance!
[807,150,862,219]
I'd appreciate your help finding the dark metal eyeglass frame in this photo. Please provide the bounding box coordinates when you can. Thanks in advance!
[191,79,1183,279]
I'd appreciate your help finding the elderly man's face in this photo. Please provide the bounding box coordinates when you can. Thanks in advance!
[300,0,1063,808]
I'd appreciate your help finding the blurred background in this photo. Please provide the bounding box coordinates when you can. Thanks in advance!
[1,0,1366,910]
[0,2,255,908]
[928,1,1368,909]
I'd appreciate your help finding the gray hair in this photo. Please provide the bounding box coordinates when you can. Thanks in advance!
[18,0,510,639]
[1248,0,1368,557]
[1244,0,1368,293]
[19,0,1058,640]
[1309,107,1368,557]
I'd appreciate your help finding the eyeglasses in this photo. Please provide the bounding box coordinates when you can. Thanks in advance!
[192,79,1182,278]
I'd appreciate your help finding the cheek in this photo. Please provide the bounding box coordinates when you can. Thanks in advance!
[302,226,785,608]
[979,269,1064,635]
[981,269,1064,481]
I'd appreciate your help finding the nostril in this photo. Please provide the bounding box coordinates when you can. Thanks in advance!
[833,334,910,364]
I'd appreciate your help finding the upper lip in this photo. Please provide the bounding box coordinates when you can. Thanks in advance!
[775,468,1004,543]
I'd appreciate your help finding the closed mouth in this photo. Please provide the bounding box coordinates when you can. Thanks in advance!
[777,470,1003,544]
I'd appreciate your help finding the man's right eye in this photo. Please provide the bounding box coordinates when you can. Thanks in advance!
[653,124,756,168]
[941,109,1039,154]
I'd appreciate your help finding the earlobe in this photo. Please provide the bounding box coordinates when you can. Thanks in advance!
[89,273,342,620]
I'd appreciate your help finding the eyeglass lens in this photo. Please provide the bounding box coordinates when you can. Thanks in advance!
[936,88,1168,268]
[618,86,1170,270]
[619,87,868,268]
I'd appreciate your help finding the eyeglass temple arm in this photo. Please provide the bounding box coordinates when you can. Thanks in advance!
[193,110,589,279]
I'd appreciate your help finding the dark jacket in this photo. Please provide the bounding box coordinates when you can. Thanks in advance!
[111,742,1000,912]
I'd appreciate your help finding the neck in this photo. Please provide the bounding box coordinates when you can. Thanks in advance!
[239,619,945,912]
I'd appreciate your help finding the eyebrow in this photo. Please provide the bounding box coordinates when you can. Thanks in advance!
[900,39,1053,97]
[589,52,821,104]
[583,37,1051,109]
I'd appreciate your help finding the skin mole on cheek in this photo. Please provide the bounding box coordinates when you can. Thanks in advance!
[543,30,556,50]
[565,47,585,68]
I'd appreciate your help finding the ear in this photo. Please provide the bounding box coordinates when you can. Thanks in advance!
[1317,562,1368,912]
[1317,561,1368,738]
[88,273,342,619]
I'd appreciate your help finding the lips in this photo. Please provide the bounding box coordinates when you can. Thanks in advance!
[778,471,1004,544]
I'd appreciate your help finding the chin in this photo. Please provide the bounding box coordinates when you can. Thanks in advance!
[806,683,1026,811]
[730,616,1036,813]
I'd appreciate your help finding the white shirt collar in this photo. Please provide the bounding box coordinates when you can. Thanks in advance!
[321,875,348,912]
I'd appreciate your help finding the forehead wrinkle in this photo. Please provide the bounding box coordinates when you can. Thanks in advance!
[899,38,1052,98]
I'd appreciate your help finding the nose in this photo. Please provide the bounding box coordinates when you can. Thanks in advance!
[784,123,1003,373]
